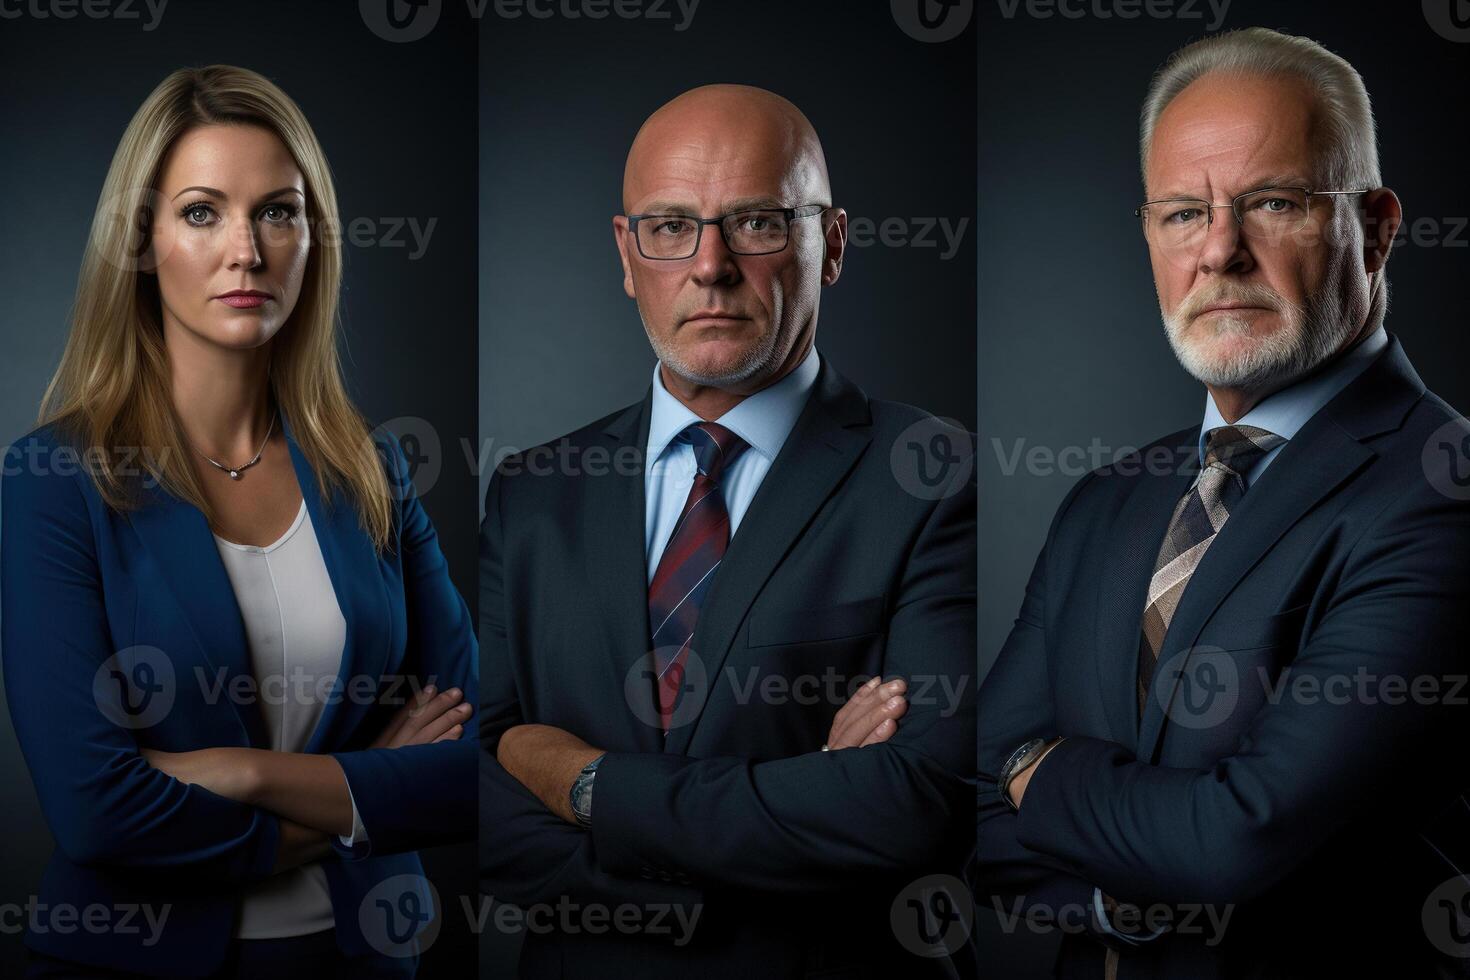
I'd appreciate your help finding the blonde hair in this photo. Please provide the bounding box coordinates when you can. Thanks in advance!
[38,65,393,552]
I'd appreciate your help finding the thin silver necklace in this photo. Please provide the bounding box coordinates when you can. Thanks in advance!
[192,411,277,480]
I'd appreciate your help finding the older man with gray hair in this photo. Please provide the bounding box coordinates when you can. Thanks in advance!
[978,27,1470,978]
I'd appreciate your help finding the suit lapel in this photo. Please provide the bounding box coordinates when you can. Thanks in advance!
[1092,435,1197,751]
[128,412,390,753]
[584,394,666,753]
[1136,336,1423,761]
[129,468,266,748]
[1136,423,1372,759]
[285,414,391,755]
[663,360,873,756]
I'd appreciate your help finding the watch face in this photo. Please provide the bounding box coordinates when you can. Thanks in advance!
[571,769,595,822]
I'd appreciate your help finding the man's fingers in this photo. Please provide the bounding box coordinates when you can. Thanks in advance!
[860,699,908,746]
[850,695,907,747]
[828,687,908,749]
[860,717,896,747]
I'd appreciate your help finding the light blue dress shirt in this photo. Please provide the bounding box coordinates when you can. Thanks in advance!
[644,344,820,580]
[1196,325,1388,485]
[1093,323,1389,942]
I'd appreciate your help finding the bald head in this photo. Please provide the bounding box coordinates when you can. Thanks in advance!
[611,84,846,411]
[622,84,830,214]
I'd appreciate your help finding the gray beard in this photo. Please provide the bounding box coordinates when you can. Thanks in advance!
[1162,266,1356,393]
[644,320,784,389]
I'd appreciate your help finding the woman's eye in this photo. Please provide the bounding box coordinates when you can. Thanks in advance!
[183,204,215,225]
[261,204,297,223]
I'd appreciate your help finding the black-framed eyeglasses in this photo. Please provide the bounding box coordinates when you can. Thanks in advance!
[1134,185,1368,252]
[626,204,828,260]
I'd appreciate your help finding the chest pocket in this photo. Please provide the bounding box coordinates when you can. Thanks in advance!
[1207,602,1310,653]
[747,595,887,648]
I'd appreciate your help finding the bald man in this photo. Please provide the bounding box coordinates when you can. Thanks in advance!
[478,85,976,978]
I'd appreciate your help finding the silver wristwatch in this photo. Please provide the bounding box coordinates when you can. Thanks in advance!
[570,753,604,828]
[998,737,1057,811]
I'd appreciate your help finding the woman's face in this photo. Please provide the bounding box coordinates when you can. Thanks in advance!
[149,123,309,352]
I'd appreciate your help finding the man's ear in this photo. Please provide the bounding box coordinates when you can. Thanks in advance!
[612,215,636,299]
[1361,187,1402,276]
[821,207,847,286]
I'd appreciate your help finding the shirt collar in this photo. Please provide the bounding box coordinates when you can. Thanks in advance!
[646,344,821,465]
[1198,324,1388,467]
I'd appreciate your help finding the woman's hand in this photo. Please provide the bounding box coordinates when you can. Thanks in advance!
[369,683,471,749]
[824,675,908,750]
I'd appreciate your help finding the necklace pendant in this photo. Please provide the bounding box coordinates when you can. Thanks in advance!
[229,469,240,480]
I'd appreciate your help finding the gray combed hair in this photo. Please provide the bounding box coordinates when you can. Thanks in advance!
[1139,26,1388,328]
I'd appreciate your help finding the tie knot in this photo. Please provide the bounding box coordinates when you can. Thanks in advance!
[1203,424,1285,474]
[684,421,747,483]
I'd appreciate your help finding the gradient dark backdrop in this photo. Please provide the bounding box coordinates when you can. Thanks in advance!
[477,0,976,972]
[0,2,478,975]
[977,2,1470,974]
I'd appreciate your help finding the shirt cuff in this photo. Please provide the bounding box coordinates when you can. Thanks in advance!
[1092,887,1167,944]
[338,774,370,847]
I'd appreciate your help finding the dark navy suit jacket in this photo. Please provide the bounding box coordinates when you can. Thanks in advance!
[977,335,1470,978]
[1,412,476,975]
[479,359,977,979]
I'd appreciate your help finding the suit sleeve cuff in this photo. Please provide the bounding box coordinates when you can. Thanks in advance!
[1092,886,1168,944]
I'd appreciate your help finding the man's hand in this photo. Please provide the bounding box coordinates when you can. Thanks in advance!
[497,724,604,825]
[825,675,908,749]
[1005,738,1064,809]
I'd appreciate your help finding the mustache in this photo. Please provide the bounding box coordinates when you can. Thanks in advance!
[1175,282,1286,321]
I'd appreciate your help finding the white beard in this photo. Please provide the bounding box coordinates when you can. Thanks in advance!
[1162,262,1355,392]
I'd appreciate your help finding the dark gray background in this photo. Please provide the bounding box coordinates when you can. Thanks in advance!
[0,2,479,975]
[477,0,976,972]
[977,1,1469,974]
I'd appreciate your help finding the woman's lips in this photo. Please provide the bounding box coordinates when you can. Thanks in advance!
[216,294,270,309]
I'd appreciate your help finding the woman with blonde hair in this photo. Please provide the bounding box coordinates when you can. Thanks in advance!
[1,64,475,978]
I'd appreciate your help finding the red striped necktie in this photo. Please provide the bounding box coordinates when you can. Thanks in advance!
[648,420,749,733]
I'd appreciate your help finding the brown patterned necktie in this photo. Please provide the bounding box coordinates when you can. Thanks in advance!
[1135,424,1285,720]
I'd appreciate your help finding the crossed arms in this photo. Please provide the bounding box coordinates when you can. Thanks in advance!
[478,460,977,906]
[977,470,1470,943]
[1,431,477,882]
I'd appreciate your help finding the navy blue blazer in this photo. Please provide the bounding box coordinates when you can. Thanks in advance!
[1,412,477,975]
[977,335,1470,978]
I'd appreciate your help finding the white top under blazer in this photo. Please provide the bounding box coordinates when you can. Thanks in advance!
[213,498,367,939]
